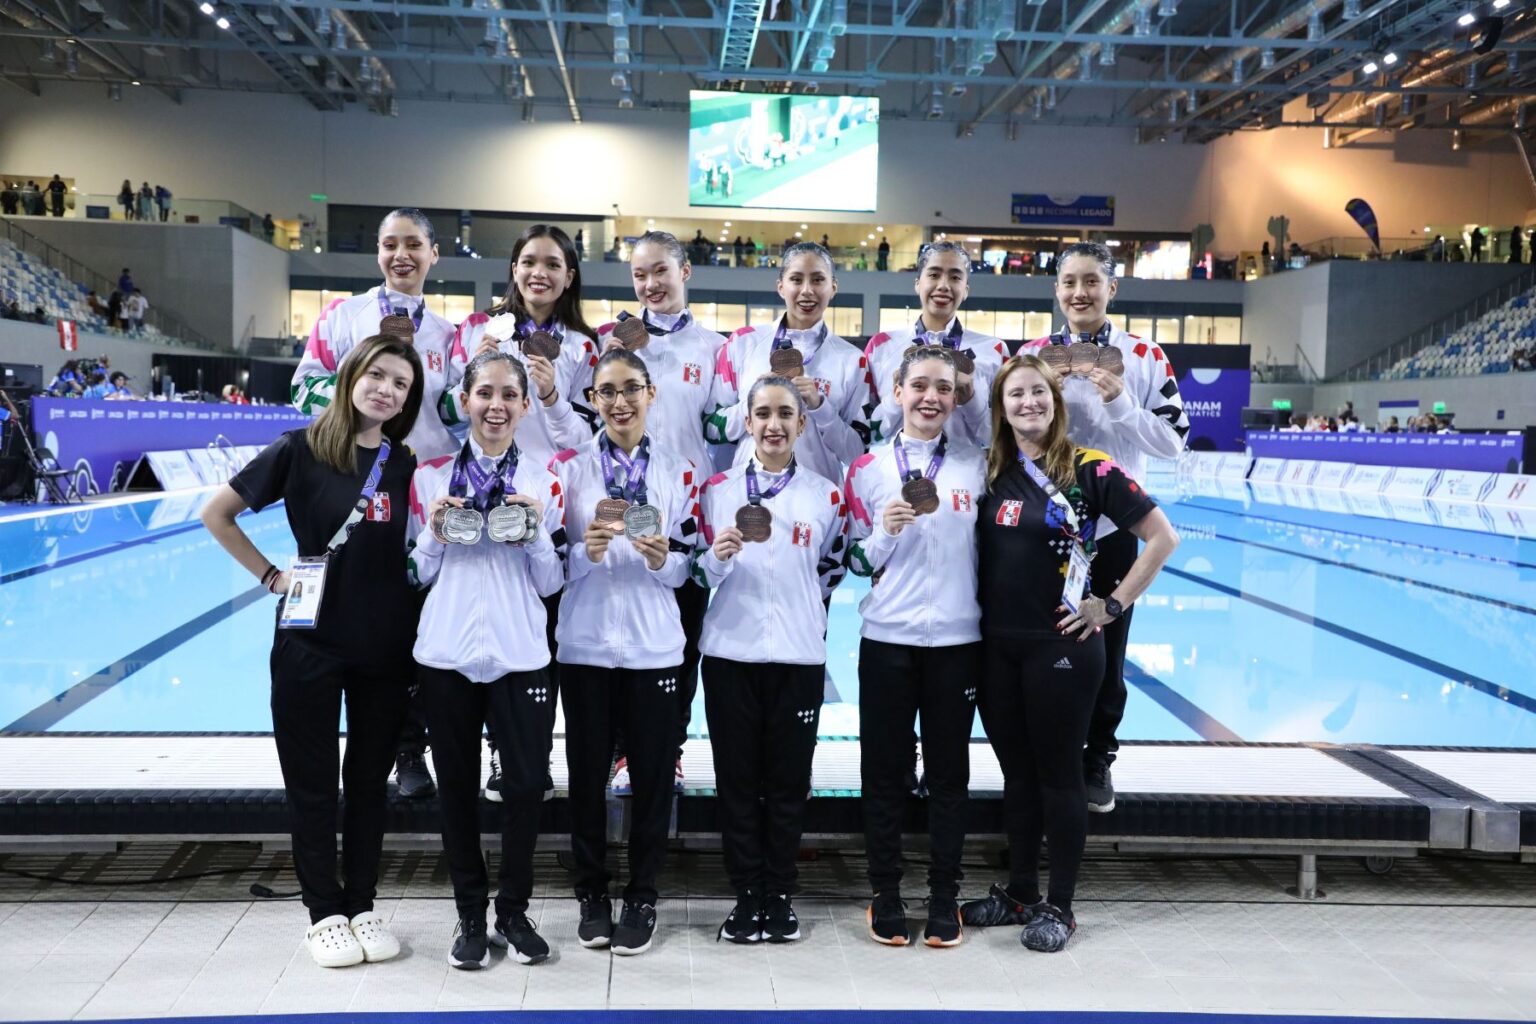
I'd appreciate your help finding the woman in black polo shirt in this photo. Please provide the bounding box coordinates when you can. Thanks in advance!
[202,331,425,969]
[965,353,1178,952]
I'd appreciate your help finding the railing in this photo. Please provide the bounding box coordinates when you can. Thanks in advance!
[1334,264,1536,382]
[1298,236,1433,260]
[31,192,297,251]
[0,216,216,350]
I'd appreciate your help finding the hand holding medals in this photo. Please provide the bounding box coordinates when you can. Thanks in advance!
[612,317,650,352]
[487,495,542,545]
[886,436,946,534]
[429,496,483,545]
[522,334,560,406]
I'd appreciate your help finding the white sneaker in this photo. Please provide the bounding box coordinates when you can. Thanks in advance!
[306,914,365,968]
[350,910,401,963]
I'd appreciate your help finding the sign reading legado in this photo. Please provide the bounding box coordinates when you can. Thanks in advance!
[1011,194,1115,226]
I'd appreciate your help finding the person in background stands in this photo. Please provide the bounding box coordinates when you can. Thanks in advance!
[136,182,154,223]
[106,371,135,399]
[123,291,148,333]
[877,236,891,272]
[1510,227,1526,265]
[46,174,67,217]
[0,181,18,216]
[1469,227,1486,263]
[20,181,42,215]
[86,291,110,320]
[119,268,135,295]
[155,184,172,222]
[118,180,134,220]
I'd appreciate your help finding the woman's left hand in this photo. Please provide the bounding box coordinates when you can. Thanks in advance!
[504,493,545,534]
[1057,597,1113,642]
[793,374,824,410]
[631,532,670,571]
[1087,367,1123,404]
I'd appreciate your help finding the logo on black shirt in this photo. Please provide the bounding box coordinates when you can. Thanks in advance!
[996,500,1023,527]
[366,494,391,522]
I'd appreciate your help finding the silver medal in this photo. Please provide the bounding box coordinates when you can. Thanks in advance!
[487,503,528,544]
[622,503,663,540]
[439,506,484,545]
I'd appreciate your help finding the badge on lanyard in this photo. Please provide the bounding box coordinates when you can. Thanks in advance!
[277,557,331,630]
[1018,454,1092,612]
[1062,543,1091,613]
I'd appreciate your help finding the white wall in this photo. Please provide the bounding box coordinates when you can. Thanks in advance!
[230,229,293,344]
[0,319,183,388]
[1254,376,1536,431]
[2,83,1528,249]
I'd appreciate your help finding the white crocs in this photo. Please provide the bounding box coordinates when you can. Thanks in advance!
[306,914,365,968]
[350,910,401,963]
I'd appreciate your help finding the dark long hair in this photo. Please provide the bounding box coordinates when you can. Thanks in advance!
[306,333,424,473]
[488,224,597,341]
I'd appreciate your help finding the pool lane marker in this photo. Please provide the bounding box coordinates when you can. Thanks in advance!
[1124,661,1243,743]
[4,585,269,732]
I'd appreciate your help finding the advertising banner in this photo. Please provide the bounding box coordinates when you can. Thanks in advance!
[1011,194,1115,226]
[1246,430,1524,473]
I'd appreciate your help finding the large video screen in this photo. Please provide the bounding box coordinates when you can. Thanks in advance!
[688,91,879,213]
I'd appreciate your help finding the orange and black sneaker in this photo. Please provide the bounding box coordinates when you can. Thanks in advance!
[923,894,963,948]
[867,891,910,946]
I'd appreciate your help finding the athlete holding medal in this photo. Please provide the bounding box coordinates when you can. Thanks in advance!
[967,354,1178,954]
[843,346,987,949]
[549,348,701,956]
[407,350,567,971]
[693,376,850,945]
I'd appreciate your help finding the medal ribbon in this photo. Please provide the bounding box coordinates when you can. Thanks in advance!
[449,440,519,514]
[745,457,796,506]
[1053,321,1112,347]
[326,440,391,553]
[913,317,965,350]
[1017,452,1088,541]
[771,315,827,367]
[516,317,565,345]
[621,309,693,337]
[377,289,425,331]
[600,433,651,505]
[893,433,948,483]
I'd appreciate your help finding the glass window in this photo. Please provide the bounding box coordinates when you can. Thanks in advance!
[1153,317,1181,345]
[1126,317,1154,340]
[1183,315,1214,344]
[880,306,917,334]
[1023,312,1054,340]
[708,304,747,333]
[1213,316,1242,345]
[581,298,617,328]
[829,307,864,337]
[749,306,780,329]
[426,293,476,326]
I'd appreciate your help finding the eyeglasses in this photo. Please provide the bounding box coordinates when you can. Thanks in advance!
[587,383,649,403]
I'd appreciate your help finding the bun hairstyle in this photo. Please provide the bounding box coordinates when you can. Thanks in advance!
[778,242,836,280]
[1055,241,1116,282]
[916,240,971,275]
[746,374,807,415]
[633,230,689,267]
[461,349,528,397]
[379,207,436,246]
[895,344,959,385]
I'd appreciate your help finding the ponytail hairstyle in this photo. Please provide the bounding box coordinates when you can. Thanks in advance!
[916,240,971,276]
[489,224,598,341]
[985,354,1074,490]
[747,373,807,416]
[778,241,836,280]
[306,333,425,474]
[593,347,652,385]
[633,230,689,269]
[895,344,959,386]
[461,349,528,397]
[1055,241,1117,283]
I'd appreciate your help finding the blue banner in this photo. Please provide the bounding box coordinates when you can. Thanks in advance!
[33,398,311,493]
[1011,194,1115,226]
[1245,429,1524,473]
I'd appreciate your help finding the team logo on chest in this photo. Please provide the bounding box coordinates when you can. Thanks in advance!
[813,378,831,397]
[791,521,813,547]
[682,362,703,385]
[996,499,1023,527]
[366,493,392,522]
[952,489,972,512]
[424,350,444,374]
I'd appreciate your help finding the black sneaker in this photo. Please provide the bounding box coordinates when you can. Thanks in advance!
[1020,902,1076,953]
[866,891,909,946]
[611,899,657,956]
[716,891,763,944]
[1085,760,1115,813]
[762,893,800,943]
[483,748,503,803]
[395,749,436,799]
[961,883,1042,928]
[576,894,614,949]
[492,912,550,965]
[544,759,556,802]
[923,894,963,948]
[447,918,490,970]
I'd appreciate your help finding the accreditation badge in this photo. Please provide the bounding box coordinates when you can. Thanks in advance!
[277,556,330,630]
[1061,542,1090,615]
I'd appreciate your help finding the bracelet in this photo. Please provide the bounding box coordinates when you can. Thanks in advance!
[538,388,556,402]
[259,564,279,586]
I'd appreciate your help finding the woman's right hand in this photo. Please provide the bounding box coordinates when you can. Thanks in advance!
[584,519,620,563]
[882,497,916,536]
[475,334,501,357]
[428,496,466,543]
[712,526,744,561]
[526,355,557,406]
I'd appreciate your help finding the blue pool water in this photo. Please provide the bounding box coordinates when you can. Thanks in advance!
[3,482,1534,746]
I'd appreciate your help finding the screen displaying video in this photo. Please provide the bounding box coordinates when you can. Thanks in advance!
[688,91,879,213]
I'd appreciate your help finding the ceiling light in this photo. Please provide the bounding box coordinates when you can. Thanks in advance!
[1382,50,1399,66]
[1362,60,1378,74]
[1157,0,1177,15]
[1458,11,1476,25]
[611,70,626,87]
[1133,6,1153,36]
[215,15,229,28]
[316,9,331,35]
[131,79,140,86]
[1099,43,1116,66]
[1493,0,1510,8]
[199,1,215,13]
[800,224,808,229]
[1046,85,1058,109]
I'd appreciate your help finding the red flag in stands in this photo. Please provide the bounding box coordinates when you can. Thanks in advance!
[57,320,78,352]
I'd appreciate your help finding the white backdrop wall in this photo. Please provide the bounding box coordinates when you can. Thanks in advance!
[2,84,1529,249]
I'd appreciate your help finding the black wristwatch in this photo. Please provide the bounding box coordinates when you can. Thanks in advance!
[1103,596,1124,620]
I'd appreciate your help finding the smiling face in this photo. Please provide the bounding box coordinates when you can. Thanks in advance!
[514,236,575,317]
[747,383,806,461]
[463,359,529,449]
[631,240,690,315]
[1001,363,1057,444]
[351,351,416,427]
[777,252,837,329]
[377,215,439,294]
[916,250,970,323]
[895,355,957,439]
[592,358,655,436]
[1054,253,1118,333]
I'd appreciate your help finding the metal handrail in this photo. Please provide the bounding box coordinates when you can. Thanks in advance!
[1333,265,1536,381]
[0,216,216,350]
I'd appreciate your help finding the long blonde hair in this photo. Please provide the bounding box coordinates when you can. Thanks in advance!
[986,354,1075,490]
[306,333,424,474]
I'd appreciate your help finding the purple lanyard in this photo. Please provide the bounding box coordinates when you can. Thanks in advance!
[913,317,965,350]
[327,440,390,553]
[600,433,651,504]
[622,309,693,337]
[745,457,796,505]
[449,441,518,513]
[771,316,827,365]
[1053,321,1112,346]
[517,317,564,345]
[377,289,425,331]
[893,434,948,482]
[1017,452,1089,541]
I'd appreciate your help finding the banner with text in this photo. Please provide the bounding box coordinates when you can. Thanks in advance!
[1010,194,1115,226]
[1245,429,1524,473]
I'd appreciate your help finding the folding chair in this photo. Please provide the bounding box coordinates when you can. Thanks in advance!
[31,446,82,504]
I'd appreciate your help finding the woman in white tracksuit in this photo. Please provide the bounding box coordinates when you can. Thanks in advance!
[693,375,850,946]
[550,347,700,957]
[408,350,566,971]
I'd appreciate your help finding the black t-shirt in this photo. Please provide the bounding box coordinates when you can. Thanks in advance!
[978,448,1156,640]
[231,429,419,667]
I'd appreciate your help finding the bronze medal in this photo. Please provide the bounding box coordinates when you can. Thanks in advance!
[522,330,562,362]
[622,503,663,539]
[1097,345,1125,377]
[1039,345,1072,374]
[951,348,976,375]
[613,317,650,351]
[595,496,631,527]
[902,478,941,515]
[769,347,804,378]
[377,313,416,338]
[735,503,773,542]
[1068,342,1100,374]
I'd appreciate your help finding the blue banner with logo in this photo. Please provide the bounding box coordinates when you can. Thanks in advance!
[1161,344,1250,453]
[1011,194,1115,226]
[1245,429,1524,473]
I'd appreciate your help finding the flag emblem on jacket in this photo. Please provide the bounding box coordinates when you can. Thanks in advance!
[952,489,972,512]
[792,521,813,547]
[425,351,444,373]
[996,499,1023,527]
[683,362,703,385]
[367,494,391,522]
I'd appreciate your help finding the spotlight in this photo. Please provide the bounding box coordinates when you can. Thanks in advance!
[1232,57,1244,84]
[388,97,399,117]
[1307,10,1323,41]
[1080,58,1093,81]
[215,15,229,28]
[40,39,56,62]
[199,1,215,13]
[316,9,331,36]
[1493,0,1509,8]
[131,79,140,86]
[1133,6,1153,36]
[65,47,78,74]
[1342,0,1360,18]
[1382,50,1399,66]
[1157,0,1177,16]
[108,82,122,101]
[1362,60,1378,74]
[1046,84,1057,109]
[611,70,626,87]
[1457,11,1476,25]
[1032,95,1043,119]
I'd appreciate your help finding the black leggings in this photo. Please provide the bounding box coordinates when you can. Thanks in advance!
[976,633,1105,915]
[1085,529,1137,765]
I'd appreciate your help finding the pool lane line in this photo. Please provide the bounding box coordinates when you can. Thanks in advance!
[1176,499,1536,571]
[1167,519,1536,617]
[4,585,270,732]
[0,520,208,587]
[1161,565,1536,718]
[1124,661,1243,742]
